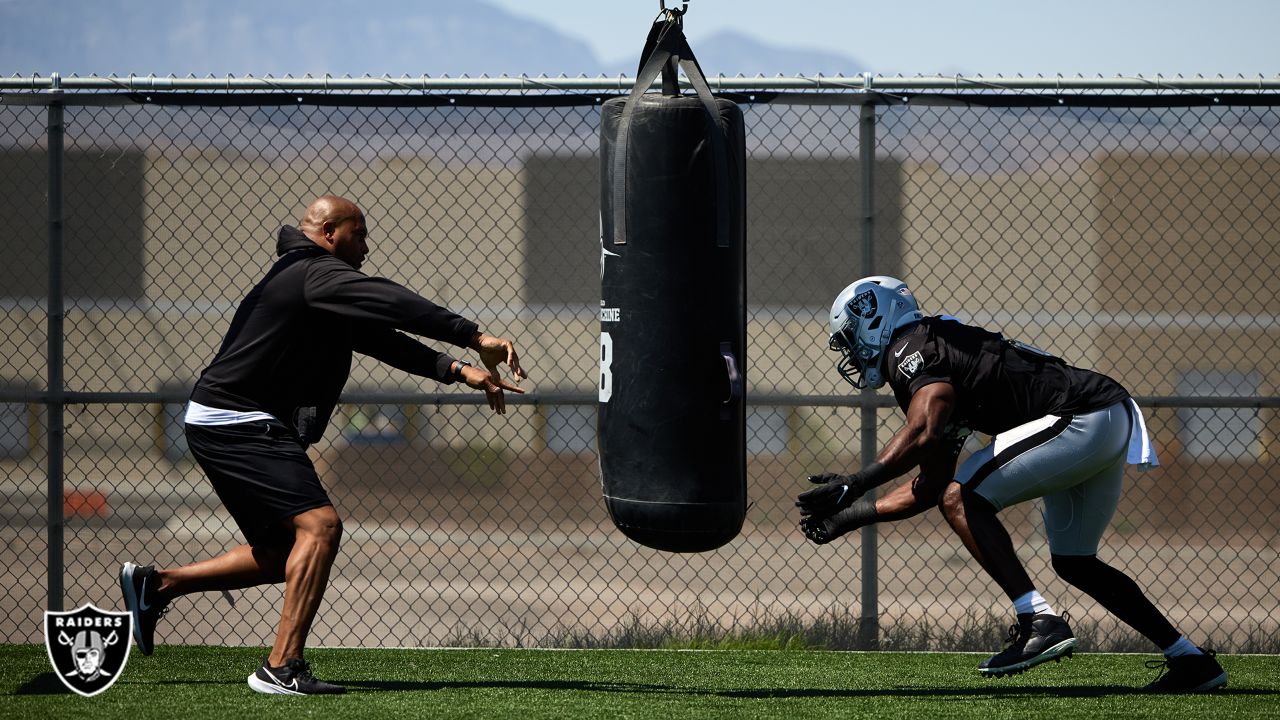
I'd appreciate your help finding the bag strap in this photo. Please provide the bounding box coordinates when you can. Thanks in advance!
[611,17,734,249]
[635,18,681,96]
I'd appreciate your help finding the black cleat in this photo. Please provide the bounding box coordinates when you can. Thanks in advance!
[1143,648,1228,693]
[979,612,1077,678]
[248,657,346,695]
[120,561,169,656]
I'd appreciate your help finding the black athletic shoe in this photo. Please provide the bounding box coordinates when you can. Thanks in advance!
[248,657,346,695]
[120,561,169,656]
[979,612,1077,677]
[1143,648,1228,693]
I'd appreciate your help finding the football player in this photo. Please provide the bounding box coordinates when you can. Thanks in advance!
[798,275,1226,692]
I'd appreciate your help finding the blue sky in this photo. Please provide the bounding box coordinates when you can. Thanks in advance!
[1,0,1276,78]
[488,0,1280,77]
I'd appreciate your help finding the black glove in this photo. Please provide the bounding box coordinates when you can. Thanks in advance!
[795,472,871,518]
[800,496,878,545]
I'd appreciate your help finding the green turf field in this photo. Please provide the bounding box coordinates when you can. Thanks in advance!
[2,644,1277,719]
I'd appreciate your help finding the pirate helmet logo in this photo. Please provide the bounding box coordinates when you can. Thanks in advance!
[850,289,877,318]
[44,603,132,697]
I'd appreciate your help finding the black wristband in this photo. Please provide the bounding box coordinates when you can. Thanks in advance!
[848,495,878,525]
[850,461,890,494]
[454,360,472,380]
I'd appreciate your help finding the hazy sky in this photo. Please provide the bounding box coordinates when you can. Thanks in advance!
[488,0,1280,77]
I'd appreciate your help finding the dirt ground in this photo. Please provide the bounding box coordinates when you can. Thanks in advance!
[3,446,1275,650]
[3,502,1275,650]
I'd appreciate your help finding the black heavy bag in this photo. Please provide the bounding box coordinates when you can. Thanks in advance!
[597,17,747,553]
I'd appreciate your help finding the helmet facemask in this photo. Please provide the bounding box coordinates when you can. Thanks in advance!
[829,316,878,389]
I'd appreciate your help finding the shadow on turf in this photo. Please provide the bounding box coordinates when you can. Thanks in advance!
[14,672,70,695]
[335,679,1279,699]
[17,674,253,695]
[718,686,1280,699]
[137,679,682,693]
[341,679,680,694]
[23,673,1274,699]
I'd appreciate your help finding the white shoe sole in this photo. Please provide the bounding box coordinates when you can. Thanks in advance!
[119,562,147,652]
[979,637,1078,677]
[247,672,305,695]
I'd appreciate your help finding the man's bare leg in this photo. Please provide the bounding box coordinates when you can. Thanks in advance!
[267,505,342,667]
[939,482,1033,601]
[122,525,291,657]
[153,544,289,600]
[939,481,1075,675]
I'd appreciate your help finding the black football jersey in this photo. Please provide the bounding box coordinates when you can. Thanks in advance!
[885,317,1129,436]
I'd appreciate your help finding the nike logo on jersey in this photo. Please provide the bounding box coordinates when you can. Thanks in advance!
[893,343,908,358]
[836,484,849,507]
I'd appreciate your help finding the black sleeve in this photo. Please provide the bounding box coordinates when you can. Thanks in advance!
[888,330,972,444]
[303,257,478,348]
[886,332,950,396]
[352,326,459,383]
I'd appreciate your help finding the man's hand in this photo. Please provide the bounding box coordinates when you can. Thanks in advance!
[466,333,529,415]
[472,333,528,383]
[459,363,525,414]
[795,472,871,518]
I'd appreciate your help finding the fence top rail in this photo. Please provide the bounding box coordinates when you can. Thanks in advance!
[3,73,1280,93]
[3,389,1278,409]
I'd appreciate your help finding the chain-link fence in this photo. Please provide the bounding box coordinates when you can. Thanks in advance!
[1,78,1277,652]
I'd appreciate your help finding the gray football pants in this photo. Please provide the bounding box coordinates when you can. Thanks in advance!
[954,401,1131,556]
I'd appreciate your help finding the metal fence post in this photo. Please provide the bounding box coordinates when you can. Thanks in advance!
[46,72,65,612]
[856,95,879,649]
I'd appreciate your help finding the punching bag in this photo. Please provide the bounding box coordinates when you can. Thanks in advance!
[597,15,747,553]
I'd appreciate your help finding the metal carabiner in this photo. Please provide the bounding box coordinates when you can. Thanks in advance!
[658,0,689,18]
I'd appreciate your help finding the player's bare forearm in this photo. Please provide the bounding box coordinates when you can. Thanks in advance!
[869,440,954,523]
[873,474,946,522]
[872,382,957,483]
[872,426,930,483]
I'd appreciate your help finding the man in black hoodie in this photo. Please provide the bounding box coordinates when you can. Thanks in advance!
[119,195,528,694]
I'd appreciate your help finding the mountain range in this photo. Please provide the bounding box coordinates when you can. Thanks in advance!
[0,0,864,78]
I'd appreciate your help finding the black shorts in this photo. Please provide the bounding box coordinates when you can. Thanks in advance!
[185,421,332,548]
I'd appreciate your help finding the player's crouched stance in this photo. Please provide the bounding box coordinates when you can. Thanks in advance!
[798,276,1227,693]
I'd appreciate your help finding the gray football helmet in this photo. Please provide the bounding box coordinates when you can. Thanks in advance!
[828,276,923,389]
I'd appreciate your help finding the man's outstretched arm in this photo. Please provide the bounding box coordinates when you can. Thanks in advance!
[354,327,528,415]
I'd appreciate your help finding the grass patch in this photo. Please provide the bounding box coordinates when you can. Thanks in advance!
[449,606,1280,655]
[1,644,1277,719]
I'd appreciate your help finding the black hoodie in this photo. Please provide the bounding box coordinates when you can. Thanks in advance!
[189,226,479,444]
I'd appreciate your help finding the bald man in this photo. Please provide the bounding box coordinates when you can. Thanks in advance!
[119,196,528,695]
